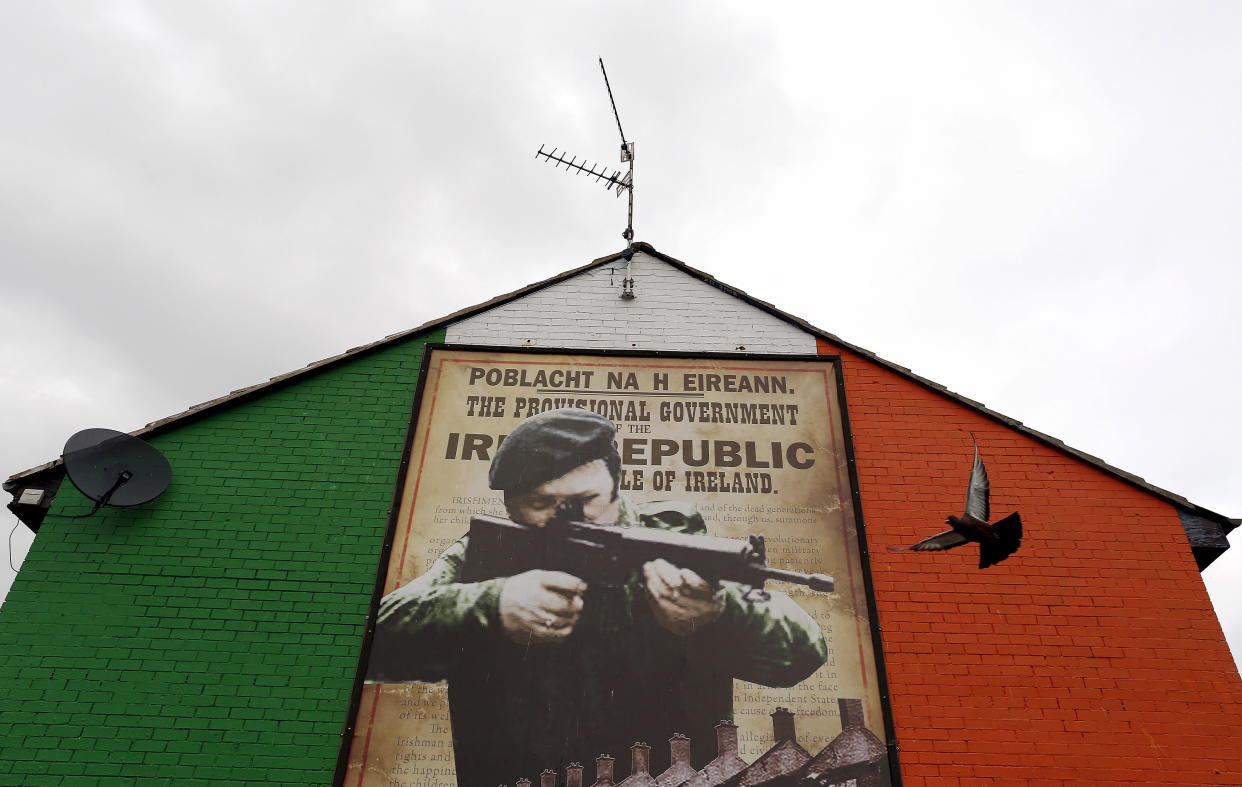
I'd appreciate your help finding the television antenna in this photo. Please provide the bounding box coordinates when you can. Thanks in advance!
[536,58,637,298]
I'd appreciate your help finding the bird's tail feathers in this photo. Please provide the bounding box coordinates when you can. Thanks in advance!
[978,512,1023,569]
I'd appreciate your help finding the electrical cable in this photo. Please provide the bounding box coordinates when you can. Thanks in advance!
[7,520,20,572]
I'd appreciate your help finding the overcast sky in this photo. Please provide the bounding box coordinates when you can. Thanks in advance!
[3,2,1240,666]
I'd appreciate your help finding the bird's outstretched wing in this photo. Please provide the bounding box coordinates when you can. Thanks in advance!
[964,442,990,522]
[892,529,970,552]
[978,512,1023,568]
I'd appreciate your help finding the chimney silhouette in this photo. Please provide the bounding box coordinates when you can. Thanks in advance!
[541,770,557,787]
[715,720,739,756]
[771,707,797,744]
[669,733,691,767]
[593,754,615,787]
[838,698,865,730]
[567,763,584,787]
[630,742,651,775]
[656,733,696,787]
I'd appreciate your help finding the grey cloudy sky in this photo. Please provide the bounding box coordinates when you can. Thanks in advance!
[3,2,1240,666]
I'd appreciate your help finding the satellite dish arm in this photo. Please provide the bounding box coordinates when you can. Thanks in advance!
[46,470,134,520]
[97,470,133,509]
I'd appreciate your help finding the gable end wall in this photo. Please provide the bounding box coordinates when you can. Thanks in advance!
[446,251,815,353]
[4,254,1241,786]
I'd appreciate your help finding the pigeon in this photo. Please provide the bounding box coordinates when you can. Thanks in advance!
[892,442,1023,569]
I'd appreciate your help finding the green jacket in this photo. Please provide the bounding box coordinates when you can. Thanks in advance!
[368,499,827,786]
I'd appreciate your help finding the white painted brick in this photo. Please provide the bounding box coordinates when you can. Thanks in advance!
[447,252,815,354]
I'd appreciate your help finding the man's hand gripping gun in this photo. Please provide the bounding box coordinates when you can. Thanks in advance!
[463,514,834,600]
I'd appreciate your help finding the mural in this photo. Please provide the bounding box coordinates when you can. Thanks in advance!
[342,347,892,787]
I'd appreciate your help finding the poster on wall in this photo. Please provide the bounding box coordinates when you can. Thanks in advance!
[340,346,893,787]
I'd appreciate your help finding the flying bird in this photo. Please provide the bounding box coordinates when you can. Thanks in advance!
[893,442,1023,568]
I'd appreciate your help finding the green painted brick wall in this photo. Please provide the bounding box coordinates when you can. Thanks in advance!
[0,328,445,786]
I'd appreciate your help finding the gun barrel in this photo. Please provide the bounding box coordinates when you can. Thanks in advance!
[465,514,834,595]
[759,566,835,593]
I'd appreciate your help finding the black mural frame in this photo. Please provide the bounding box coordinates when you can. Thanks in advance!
[333,343,902,787]
[832,353,903,785]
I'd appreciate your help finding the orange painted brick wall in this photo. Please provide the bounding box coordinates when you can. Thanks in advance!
[817,338,1242,785]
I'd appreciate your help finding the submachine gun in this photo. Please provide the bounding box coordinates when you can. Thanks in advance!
[463,514,835,600]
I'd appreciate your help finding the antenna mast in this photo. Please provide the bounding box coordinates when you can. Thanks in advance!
[600,58,635,254]
[535,59,638,297]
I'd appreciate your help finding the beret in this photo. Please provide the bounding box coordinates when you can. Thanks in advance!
[489,408,617,494]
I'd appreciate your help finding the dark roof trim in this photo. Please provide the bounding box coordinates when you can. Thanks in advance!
[1180,509,1234,571]
[7,242,1235,561]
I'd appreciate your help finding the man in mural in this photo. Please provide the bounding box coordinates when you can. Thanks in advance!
[368,408,826,786]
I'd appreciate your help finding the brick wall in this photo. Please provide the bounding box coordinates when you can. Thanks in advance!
[816,336,1242,785]
[0,329,444,786]
[447,251,815,354]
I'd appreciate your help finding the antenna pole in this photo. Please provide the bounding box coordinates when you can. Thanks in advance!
[600,58,636,260]
[537,60,637,293]
[624,154,634,245]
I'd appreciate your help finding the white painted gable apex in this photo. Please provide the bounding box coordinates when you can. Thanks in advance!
[446,249,817,355]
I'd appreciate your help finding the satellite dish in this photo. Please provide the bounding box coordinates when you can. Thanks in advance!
[62,428,172,509]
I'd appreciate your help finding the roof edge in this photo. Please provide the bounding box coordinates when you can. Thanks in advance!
[634,245,1238,536]
[4,247,634,487]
